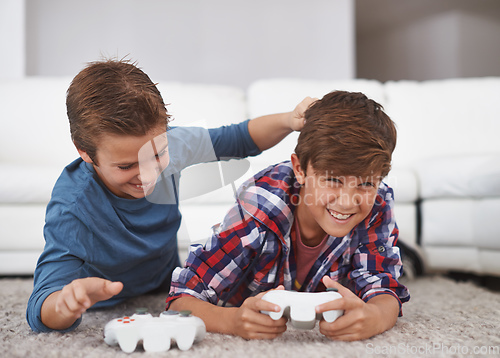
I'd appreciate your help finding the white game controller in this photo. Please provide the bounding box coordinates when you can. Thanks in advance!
[104,309,206,353]
[261,288,344,330]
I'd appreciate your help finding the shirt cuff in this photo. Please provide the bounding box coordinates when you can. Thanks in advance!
[362,288,404,317]
[27,286,83,333]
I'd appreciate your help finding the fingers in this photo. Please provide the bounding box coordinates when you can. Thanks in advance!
[322,276,355,297]
[290,97,318,131]
[301,96,318,108]
[55,280,91,320]
[240,304,287,331]
[316,276,385,341]
[296,97,318,116]
[318,311,367,341]
[55,278,123,320]
[319,322,365,342]
[245,295,281,315]
[238,312,287,340]
[238,320,287,340]
[236,296,288,340]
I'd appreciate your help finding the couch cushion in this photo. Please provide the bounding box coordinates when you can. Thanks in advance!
[392,203,417,245]
[424,246,500,276]
[0,204,46,250]
[156,82,247,128]
[422,198,500,249]
[384,77,500,169]
[384,167,419,203]
[416,153,500,199]
[0,164,61,203]
[0,77,78,167]
[0,77,66,204]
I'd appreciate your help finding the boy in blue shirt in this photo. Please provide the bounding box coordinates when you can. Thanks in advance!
[26,59,313,333]
[167,90,410,341]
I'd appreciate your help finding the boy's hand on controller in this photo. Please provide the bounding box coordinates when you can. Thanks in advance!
[289,97,317,131]
[315,276,398,341]
[56,277,123,321]
[230,285,287,340]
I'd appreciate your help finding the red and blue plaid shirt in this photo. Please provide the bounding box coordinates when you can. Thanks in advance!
[167,161,410,312]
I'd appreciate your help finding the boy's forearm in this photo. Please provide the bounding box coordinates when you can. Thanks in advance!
[40,291,78,331]
[247,112,294,151]
[366,294,400,334]
[169,296,237,335]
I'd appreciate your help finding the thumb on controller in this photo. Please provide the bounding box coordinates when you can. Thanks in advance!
[321,276,352,298]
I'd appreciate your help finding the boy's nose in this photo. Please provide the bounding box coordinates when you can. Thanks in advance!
[336,189,361,208]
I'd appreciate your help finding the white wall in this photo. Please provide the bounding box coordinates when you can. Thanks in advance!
[23,0,355,88]
[0,0,25,79]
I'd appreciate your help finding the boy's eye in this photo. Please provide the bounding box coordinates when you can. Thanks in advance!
[360,182,375,188]
[326,177,342,184]
[118,164,134,170]
[156,148,168,159]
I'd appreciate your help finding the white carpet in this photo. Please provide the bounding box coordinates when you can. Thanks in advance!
[2,275,500,358]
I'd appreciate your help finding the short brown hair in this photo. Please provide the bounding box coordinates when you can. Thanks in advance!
[294,91,396,178]
[67,59,169,163]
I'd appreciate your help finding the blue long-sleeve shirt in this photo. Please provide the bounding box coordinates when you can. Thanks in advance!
[27,122,260,333]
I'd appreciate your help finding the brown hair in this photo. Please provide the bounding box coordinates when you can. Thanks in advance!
[66,59,169,163]
[295,90,397,178]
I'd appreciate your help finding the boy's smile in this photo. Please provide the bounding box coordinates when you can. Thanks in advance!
[291,154,380,245]
[78,127,169,199]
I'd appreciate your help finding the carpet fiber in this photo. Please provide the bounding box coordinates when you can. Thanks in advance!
[2,275,500,358]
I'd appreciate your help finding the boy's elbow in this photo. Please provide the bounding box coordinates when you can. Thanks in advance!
[26,294,44,333]
[26,293,81,334]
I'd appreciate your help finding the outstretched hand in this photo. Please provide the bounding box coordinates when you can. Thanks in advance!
[57,277,123,319]
[42,277,123,330]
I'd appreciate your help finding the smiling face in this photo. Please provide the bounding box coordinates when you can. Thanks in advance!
[291,154,380,245]
[78,126,169,199]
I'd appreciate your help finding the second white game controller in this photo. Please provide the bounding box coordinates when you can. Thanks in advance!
[261,288,344,330]
[103,309,206,353]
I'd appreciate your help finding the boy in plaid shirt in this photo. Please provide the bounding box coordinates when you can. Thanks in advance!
[167,91,410,341]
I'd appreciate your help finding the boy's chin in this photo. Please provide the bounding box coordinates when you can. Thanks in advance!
[323,222,358,238]
[326,229,352,238]
[122,187,154,199]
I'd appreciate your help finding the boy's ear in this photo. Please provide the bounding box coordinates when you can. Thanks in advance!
[77,148,93,164]
[291,153,306,185]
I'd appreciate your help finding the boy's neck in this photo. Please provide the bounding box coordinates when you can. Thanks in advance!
[295,200,327,247]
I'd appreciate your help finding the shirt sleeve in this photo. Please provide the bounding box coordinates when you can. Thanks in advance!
[164,120,261,176]
[208,119,261,159]
[347,185,410,314]
[26,206,89,333]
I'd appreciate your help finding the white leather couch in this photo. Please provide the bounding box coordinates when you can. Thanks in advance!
[1,76,499,277]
